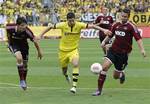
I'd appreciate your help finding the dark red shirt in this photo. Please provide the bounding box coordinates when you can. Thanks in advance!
[95,15,113,37]
[110,21,141,53]
[6,24,34,46]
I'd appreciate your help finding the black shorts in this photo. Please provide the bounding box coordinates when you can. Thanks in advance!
[106,48,128,71]
[8,45,29,61]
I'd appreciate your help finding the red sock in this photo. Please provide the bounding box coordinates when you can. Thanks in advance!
[24,70,28,81]
[17,64,25,80]
[98,72,106,91]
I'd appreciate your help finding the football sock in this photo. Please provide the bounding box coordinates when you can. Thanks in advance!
[72,67,79,87]
[98,71,106,91]
[119,71,124,78]
[17,63,25,80]
[24,70,28,81]
[72,73,79,87]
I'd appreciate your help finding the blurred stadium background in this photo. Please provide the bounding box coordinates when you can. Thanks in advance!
[0,0,150,40]
[0,0,150,26]
[0,0,150,104]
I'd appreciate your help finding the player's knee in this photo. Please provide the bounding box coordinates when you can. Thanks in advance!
[71,60,79,67]
[73,63,79,68]
[16,58,23,64]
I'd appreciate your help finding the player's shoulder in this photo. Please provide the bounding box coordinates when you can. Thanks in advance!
[127,21,137,27]
[76,21,86,25]
[127,21,139,32]
[107,15,113,18]
[112,21,120,27]
[56,22,66,28]
[6,23,16,30]
[75,21,87,28]
[96,15,103,20]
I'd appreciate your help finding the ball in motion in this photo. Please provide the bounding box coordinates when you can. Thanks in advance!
[90,63,102,74]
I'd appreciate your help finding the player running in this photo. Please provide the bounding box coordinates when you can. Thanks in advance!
[94,7,114,55]
[6,17,42,90]
[92,8,146,96]
[39,12,111,94]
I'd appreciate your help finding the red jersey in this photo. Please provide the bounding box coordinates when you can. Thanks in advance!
[6,23,34,46]
[95,15,113,37]
[110,21,141,53]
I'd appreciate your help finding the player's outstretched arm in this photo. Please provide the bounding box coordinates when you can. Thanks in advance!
[39,24,54,39]
[44,35,61,39]
[87,24,112,36]
[137,39,146,57]
[33,38,43,59]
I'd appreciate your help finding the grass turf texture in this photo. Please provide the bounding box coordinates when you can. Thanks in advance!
[0,39,150,104]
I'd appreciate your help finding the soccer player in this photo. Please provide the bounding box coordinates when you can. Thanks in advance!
[6,17,43,90]
[92,8,146,96]
[95,7,114,54]
[39,12,111,94]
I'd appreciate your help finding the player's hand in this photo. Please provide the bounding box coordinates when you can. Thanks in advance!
[36,36,42,40]
[104,29,112,36]
[38,51,43,60]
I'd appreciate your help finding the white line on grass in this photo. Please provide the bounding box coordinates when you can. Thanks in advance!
[0,82,150,91]
[0,82,19,86]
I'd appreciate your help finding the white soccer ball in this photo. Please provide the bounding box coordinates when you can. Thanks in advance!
[90,63,102,74]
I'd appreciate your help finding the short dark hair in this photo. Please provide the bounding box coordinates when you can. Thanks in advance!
[16,17,27,25]
[122,8,131,16]
[66,12,75,19]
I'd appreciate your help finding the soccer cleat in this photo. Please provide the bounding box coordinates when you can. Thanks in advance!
[120,72,125,84]
[65,75,71,84]
[20,80,27,90]
[70,87,76,94]
[92,89,101,96]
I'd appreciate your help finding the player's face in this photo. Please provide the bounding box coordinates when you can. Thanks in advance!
[67,18,75,27]
[102,8,108,16]
[121,12,129,23]
[17,23,27,32]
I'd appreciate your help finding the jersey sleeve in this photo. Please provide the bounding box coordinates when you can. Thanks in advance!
[110,16,114,24]
[26,27,35,41]
[95,16,100,24]
[130,23,141,41]
[55,22,65,29]
[78,22,88,29]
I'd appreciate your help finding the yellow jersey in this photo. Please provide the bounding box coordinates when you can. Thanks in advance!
[55,21,87,51]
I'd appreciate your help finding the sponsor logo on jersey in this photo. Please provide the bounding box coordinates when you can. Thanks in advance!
[115,31,126,36]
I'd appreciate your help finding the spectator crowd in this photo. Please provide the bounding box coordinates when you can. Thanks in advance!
[0,0,150,27]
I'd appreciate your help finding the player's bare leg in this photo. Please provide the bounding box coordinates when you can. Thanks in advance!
[92,58,112,96]
[70,57,79,94]
[62,67,71,84]
[15,51,27,90]
[113,70,125,84]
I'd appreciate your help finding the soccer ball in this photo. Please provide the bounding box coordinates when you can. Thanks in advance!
[90,63,102,74]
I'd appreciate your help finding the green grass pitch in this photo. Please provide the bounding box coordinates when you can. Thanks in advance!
[0,39,150,104]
